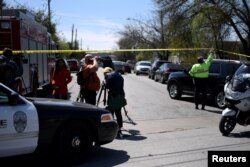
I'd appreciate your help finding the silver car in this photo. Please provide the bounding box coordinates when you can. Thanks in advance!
[134,61,151,75]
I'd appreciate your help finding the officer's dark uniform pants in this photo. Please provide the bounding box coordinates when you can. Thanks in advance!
[193,78,208,108]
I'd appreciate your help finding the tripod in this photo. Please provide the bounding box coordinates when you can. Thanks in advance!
[96,82,107,106]
[76,89,84,102]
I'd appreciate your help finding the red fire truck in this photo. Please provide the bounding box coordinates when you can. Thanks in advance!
[0,9,56,95]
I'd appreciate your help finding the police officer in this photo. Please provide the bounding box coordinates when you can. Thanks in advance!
[189,49,215,110]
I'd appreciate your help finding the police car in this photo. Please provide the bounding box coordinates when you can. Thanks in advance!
[0,83,118,158]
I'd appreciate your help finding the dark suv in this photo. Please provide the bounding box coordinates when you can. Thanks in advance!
[148,60,170,80]
[167,59,242,109]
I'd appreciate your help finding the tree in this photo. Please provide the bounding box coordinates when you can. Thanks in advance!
[203,0,250,55]
[116,36,136,61]
[0,0,6,15]
[154,0,250,57]
[118,10,171,60]
[35,9,59,44]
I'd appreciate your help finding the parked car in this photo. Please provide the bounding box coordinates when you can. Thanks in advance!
[123,62,132,73]
[154,63,191,84]
[167,59,242,109]
[134,61,151,75]
[67,59,80,72]
[126,60,136,72]
[113,61,125,74]
[99,56,114,69]
[148,60,170,79]
[0,83,118,158]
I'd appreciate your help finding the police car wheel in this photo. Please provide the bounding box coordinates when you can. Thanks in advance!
[56,123,93,159]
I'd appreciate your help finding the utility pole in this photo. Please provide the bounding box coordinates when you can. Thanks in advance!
[71,24,74,49]
[75,28,77,49]
[81,38,82,50]
[48,0,51,31]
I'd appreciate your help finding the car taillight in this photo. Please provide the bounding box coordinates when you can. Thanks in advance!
[101,113,114,123]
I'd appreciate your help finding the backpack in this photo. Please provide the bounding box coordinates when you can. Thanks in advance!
[76,70,84,85]
[76,68,92,86]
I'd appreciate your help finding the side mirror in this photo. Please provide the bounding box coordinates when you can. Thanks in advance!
[8,92,19,105]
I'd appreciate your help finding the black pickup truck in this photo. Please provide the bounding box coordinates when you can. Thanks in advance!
[167,59,242,109]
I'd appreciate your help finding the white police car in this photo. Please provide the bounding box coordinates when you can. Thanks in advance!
[0,83,118,158]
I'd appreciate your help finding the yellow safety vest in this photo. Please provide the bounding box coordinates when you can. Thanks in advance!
[189,53,214,78]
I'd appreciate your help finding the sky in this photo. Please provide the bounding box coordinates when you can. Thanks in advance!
[7,0,155,50]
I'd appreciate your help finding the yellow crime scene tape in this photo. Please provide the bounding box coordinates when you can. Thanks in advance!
[0,48,249,58]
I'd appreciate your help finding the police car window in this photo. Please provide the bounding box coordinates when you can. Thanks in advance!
[209,63,220,74]
[0,91,8,104]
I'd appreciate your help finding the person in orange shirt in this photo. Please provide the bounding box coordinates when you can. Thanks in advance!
[52,58,72,99]
[80,54,100,105]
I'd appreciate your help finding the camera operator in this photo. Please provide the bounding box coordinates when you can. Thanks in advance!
[103,67,126,138]
[0,48,23,92]
[80,54,101,105]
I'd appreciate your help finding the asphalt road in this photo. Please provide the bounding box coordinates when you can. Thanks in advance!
[67,69,250,167]
[2,69,249,167]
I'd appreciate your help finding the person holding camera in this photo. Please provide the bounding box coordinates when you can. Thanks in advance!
[0,48,22,92]
[103,67,126,138]
[189,48,215,110]
[80,54,100,105]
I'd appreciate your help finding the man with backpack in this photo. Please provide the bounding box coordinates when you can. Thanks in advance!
[0,48,22,91]
[79,54,100,105]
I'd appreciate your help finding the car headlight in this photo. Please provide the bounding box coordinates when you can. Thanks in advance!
[101,113,114,123]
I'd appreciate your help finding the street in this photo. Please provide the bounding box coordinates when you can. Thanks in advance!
[1,69,250,167]
[68,69,250,167]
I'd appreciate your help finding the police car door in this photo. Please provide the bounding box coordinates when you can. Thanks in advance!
[0,84,39,158]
